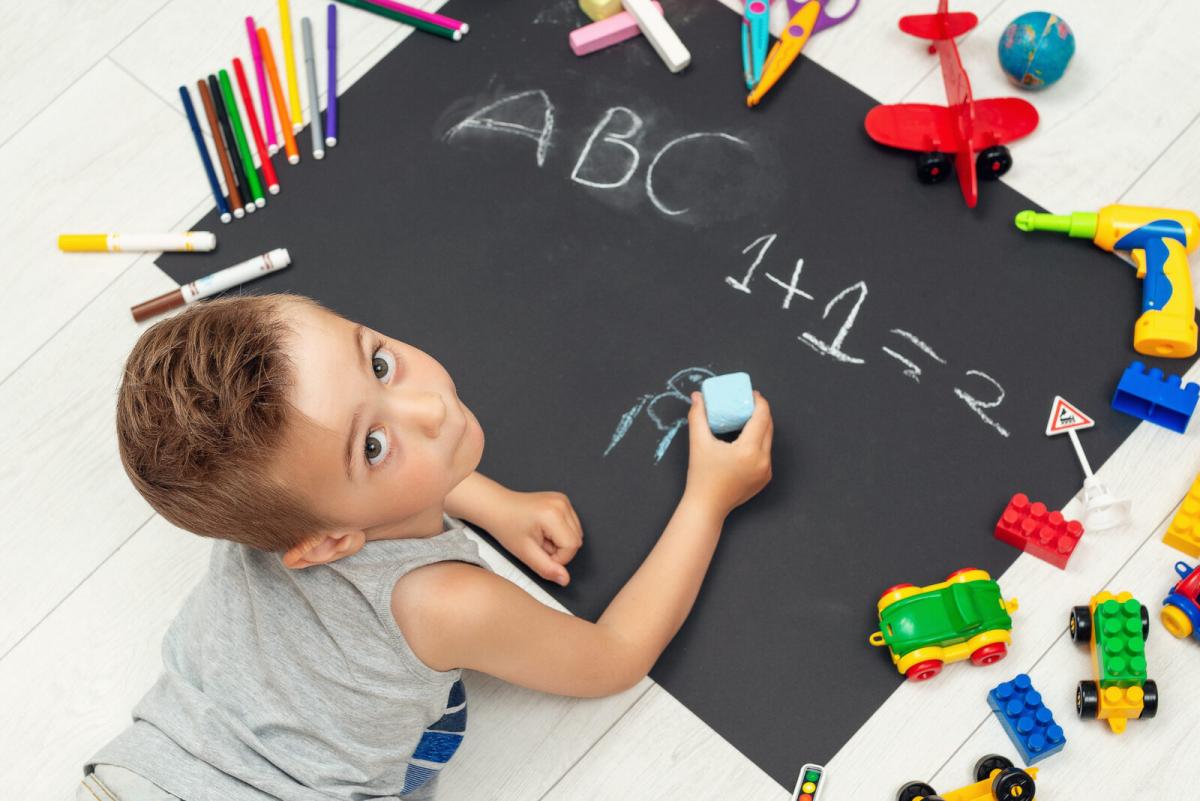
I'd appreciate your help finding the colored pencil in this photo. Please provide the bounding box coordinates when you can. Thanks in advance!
[300,18,325,159]
[361,0,468,35]
[218,69,265,208]
[278,0,304,132]
[246,15,278,155]
[258,27,301,165]
[209,74,255,213]
[334,0,462,41]
[325,4,338,147]
[233,58,281,195]
[178,86,232,223]
[197,79,244,218]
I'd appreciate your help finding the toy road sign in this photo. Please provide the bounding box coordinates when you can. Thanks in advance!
[1046,395,1095,436]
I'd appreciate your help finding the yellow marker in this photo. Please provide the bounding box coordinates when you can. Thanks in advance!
[279,0,303,133]
[746,0,821,108]
[58,232,217,253]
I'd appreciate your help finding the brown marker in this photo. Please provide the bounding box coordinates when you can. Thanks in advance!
[197,79,243,219]
[131,248,291,322]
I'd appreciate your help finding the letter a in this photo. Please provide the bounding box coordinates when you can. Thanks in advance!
[444,90,555,167]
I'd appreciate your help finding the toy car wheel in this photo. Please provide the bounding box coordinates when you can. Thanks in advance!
[896,781,937,801]
[905,659,943,681]
[1076,680,1099,718]
[1140,679,1159,719]
[973,754,1013,783]
[945,567,988,583]
[879,583,916,602]
[1140,604,1150,639]
[916,152,951,184]
[1161,603,1194,639]
[975,145,1012,180]
[992,767,1035,801]
[969,642,1008,666]
[1069,606,1092,643]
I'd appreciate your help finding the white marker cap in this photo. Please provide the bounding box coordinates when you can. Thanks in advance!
[244,202,256,214]
[268,184,281,195]
[314,149,325,160]
[255,198,266,208]
[325,136,337,147]
[234,208,245,218]
[220,212,232,224]
[288,154,300,165]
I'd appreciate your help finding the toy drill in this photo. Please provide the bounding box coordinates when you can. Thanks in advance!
[1016,205,1200,358]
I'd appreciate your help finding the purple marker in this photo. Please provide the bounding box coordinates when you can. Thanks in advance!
[325,3,337,147]
[246,16,279,155]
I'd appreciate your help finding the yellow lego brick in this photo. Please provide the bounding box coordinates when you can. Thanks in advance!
[1164,476,1200,558]
[1098,685,1144,734]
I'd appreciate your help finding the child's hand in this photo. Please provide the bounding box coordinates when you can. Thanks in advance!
[683,391,773,518]
[491,491,583,586]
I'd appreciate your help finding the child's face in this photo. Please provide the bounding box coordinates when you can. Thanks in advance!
[276,301,485,536]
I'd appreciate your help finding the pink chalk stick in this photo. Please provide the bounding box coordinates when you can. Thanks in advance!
[569,2,663,56]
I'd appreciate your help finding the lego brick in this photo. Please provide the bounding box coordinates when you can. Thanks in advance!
[1094,594,1148,687]
[1111,360,1199,434]
[987,674,1066,765]
[1098,685,1144,734]
[994,493,1084,569]
[1164,473,1200,558]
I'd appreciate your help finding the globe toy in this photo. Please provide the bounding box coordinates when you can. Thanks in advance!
[998,12,1075,90]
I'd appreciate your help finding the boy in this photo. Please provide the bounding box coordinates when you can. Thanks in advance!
[82,294,773,801]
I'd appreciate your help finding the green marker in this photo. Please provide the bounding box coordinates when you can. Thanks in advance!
[218,69,265,208]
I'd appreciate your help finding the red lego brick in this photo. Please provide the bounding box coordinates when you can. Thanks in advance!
[995,493,1084,570]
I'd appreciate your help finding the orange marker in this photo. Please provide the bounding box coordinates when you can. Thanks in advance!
[257,27,301,165]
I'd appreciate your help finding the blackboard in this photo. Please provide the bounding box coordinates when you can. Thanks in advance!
[158,0,1190,787]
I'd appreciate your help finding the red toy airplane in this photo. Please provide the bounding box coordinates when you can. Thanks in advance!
[864,0,1039,208]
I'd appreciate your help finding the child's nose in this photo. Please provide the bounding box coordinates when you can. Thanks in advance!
[395,390,447,438]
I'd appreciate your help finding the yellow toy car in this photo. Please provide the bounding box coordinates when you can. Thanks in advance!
[897,754,1037,801]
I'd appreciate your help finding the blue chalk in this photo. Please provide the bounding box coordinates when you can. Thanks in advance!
[1112,361,1200,434]
[987,674,1065,766]
[700,372,754,434]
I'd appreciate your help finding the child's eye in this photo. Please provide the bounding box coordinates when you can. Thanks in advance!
[365,429,389,466]
[372,347,395,382]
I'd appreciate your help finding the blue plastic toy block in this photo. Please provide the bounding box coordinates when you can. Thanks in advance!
[1111,361,1199,434]
[700,372,754,434]
[987,674,1066,765]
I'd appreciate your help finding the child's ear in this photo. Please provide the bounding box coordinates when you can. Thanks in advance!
[282,530,366,569]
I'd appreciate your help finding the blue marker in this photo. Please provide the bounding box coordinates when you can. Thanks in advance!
[178,85,232,223]
[741,0,770,89]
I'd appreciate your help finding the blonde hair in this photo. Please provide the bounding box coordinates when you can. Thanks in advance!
[116,294,330,550]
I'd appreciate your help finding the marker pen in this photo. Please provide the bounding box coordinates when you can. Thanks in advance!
[59,232,217,253]
[131,248,291,322]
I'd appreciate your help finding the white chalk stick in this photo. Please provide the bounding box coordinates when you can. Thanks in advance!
[621,0,690,72]
[570,2,663,56]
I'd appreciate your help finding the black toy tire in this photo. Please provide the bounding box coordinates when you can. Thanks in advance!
[1141,679,1159,718]
[1069,606,1092,643]
[992,767,1036,801]
[974,754,1014,783]
[916,152,952,184]
[897,781,937,801]
[1141,604,1151,639]
[976,145,1012,180]
[1077,680,1100,718]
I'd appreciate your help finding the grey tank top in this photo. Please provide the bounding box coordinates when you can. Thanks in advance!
[89,517,491,801]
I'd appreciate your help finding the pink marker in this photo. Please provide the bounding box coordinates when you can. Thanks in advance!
[246,16,278,155]
[569,1,663,56]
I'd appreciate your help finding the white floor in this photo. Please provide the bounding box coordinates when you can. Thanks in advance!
[3,1,1200,799]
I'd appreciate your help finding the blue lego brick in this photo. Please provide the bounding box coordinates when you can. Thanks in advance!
[987,674,1066,765]
[701,372,754,434]
[1111,361,1199,434]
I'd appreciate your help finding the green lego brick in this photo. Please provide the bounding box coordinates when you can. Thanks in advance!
[1095,597,1148,687]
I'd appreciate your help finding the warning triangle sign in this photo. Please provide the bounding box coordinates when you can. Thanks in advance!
[1046,395,1095,436]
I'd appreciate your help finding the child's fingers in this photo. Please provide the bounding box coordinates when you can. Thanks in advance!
[525,540,571,586]
[687,392,715,444]
[547,514,582,564]
[738,392,771,443]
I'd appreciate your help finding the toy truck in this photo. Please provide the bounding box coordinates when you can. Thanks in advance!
[897,754,1037,801]
[1162,561,1200,642]
[1069,591,1158,733]
[869,568,1018,681]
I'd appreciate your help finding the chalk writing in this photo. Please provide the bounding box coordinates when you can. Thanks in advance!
[799,281,868,365]
[444,90,555,167]
[645,132,750,216]
[726,234,776,294]
[571,107,643,189]
[881,329,946,382]
[954,370,1011,438]
[605,367,715,463]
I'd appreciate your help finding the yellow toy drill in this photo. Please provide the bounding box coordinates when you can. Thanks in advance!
[1016,204,1200,358]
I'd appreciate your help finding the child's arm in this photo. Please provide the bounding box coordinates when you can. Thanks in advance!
[393,392,773,698]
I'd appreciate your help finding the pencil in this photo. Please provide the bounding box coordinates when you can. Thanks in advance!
[362,0,468,35]
[278,0,304,133]
[246,15,278,155]
[208,74,254,214]
[197,79,244,218]
[218,69,265,208]
[178,86,232,223]
[325,4,338,147]
[258,27,301,165]
[233,58,280,195]
[334,0,462,41]
[300,17,325,159]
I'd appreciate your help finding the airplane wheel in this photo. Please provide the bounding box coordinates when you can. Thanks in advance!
[1141,680,1159,718]
[976,145,1012,179]
[916,152,952,184]
[1077,680,1099,718]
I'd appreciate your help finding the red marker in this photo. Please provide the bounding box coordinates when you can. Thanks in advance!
[232,58,280,195]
